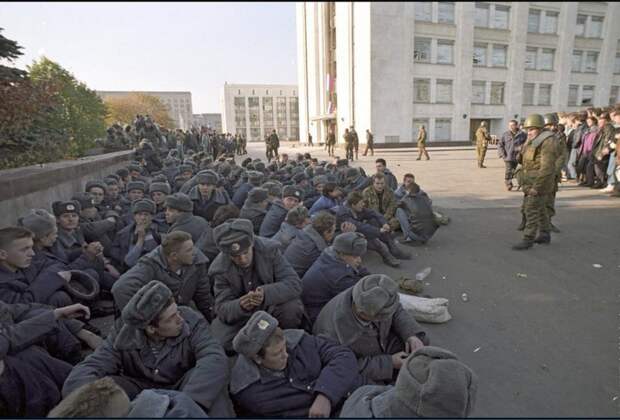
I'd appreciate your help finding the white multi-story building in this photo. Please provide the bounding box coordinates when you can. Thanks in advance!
[296,2,620,145]
[192,113,223,133]
[221,83,300,142]
[97,91,193,130]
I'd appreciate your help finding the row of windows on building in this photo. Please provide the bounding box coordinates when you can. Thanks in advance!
[414,2,605,39]
[413,78,619,107]
[235,89,297,96]
[415,35,615,74]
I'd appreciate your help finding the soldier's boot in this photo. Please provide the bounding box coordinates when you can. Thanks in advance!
[550,223,560,233]
[512,239,534,250]
[375,241,400,268]
[534,232,551,244]
[517,216,526,231]
[387,239,412,260]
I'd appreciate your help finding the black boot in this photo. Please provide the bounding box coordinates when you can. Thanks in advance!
[375,240,400,267]
[387,239,412,260]
[534,232,551,244]
[512,239,534,250]
[517,217,526,231]
[550,223,560,233]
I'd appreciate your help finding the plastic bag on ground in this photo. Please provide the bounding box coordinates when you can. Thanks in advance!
[398,293,452,324]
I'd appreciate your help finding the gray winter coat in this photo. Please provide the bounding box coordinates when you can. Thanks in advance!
[209,237,302,325]
[283,225,328,277]
[168,212,211,243]
[339,385,394,417]
[128,389,208,418]
[239,201,268,235]
[62,306,233,416]
[271,222,302,253]
[259,200,288,237]
[111,246,213,321]
[313,288,425,384]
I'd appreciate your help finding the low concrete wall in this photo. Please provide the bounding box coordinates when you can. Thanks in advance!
[0,151,134,226]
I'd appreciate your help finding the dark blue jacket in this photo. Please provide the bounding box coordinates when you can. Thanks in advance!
[188,186,231,222]
[332,205,386,240]
[283,225,329,278]
[302,247,370,324]
[0,262,67,305]
[259,200,289,238]
[109,222,161,272]
[231,329,361,417]
[309,195,339,216]
[232,182,253,208]
[498,129,527,162]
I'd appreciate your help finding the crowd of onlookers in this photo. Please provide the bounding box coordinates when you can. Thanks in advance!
[0,129,472,418]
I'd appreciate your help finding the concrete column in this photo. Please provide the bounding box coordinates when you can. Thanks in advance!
[296,3,310,145]
[505,2,528,124]
[453,2,474,141]
[244,96,251,141]
[554,2,577,110]
[259,96,265,140]
[286,97,291,139]
[595,2,620,106]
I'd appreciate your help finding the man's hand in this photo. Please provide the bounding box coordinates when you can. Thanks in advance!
[251,287,265,306]
[135,223,147,240]
[341,222,357,233]
[77,329,103,350]
[405,336,425,354]
[53,303,90,320]
[308,393,332,418]
[84,242,103,258]
[528,188,538,197]
[57,271,72,283]
[239,293,256,311]
[380,224,391,233]
[391,351,409,370]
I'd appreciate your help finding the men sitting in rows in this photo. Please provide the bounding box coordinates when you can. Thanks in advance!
[340,347,478,418]
[209,219,304,352]
[64,281,235,417]
[259,185,303,237]
[147,181,170,233]
[313,274,429,385]
[333,191,410,268]
[239,187,270,234]
[272,206,310,252]
[110,199,161,272]
[229,311,361,417]
[232,170,264,208]
[302,232,370,324]
[164,192,210,243]
[396,179,440,246]
[119,181,146,220]
[0,302,99,417]
[309,182,343,216]
[284,211,338,278]
[71,192,119,255]
[112,231,213,322]
[363,173,400,231]
[102,177,123,211]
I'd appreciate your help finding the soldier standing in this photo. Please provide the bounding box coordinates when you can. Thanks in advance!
[475,121,491,168]
[513,114,557,250]
[416,125,430,160]
[327,128,336,157]
[543,113,567,233]
[343,128,353,161]
[363,129,374,156]
[350,126,359,160]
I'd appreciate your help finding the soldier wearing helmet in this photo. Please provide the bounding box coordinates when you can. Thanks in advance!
[543,113,567,233]
[513,114,557,250]
[475,121,491,168]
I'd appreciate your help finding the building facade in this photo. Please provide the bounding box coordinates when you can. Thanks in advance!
[221,83,300,142]
[296,2,620,145]
[192,113,223,133]
[97,91,193,130]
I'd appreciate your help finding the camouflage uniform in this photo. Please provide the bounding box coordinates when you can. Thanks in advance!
[362,185,400,231]
[475,125,491,167]
[519,131,557,241]
[546,131,568,221]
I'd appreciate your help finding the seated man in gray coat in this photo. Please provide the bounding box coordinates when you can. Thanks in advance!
[340,347,478,418]
[283,211,336,278]
[259,185,303,237]
[63,281,234,417]
[230,311,361,417]
[302,232,370,324]
[111,231,213,322]
[209,219,304,352]
[164,192,210,243]
[313,274,429,385]
[271,206,310,252]
[239,187,270,234]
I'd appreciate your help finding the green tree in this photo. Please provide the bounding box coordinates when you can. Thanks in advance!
[0,27,27,81]
[28,57,107,156]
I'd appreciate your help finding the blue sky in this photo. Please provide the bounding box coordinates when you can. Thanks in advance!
[0,2,298,113]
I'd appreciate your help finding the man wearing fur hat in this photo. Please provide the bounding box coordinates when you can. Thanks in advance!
[229,311,361,417]
[232,170,264,208]
[164,192,210,243]
[259,185,304,238]
[148,181,171,234]
[209,219,304,352]
[302,232,370,324]
[110,199,161,272]
[187,170,231,222]
[239,187,270,234]
[313,274,429,385]
[340,347,478,417]
[64,281,234,417]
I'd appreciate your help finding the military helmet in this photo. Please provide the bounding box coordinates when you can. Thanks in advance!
[523,114,545,129]
[543,113,559,126]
